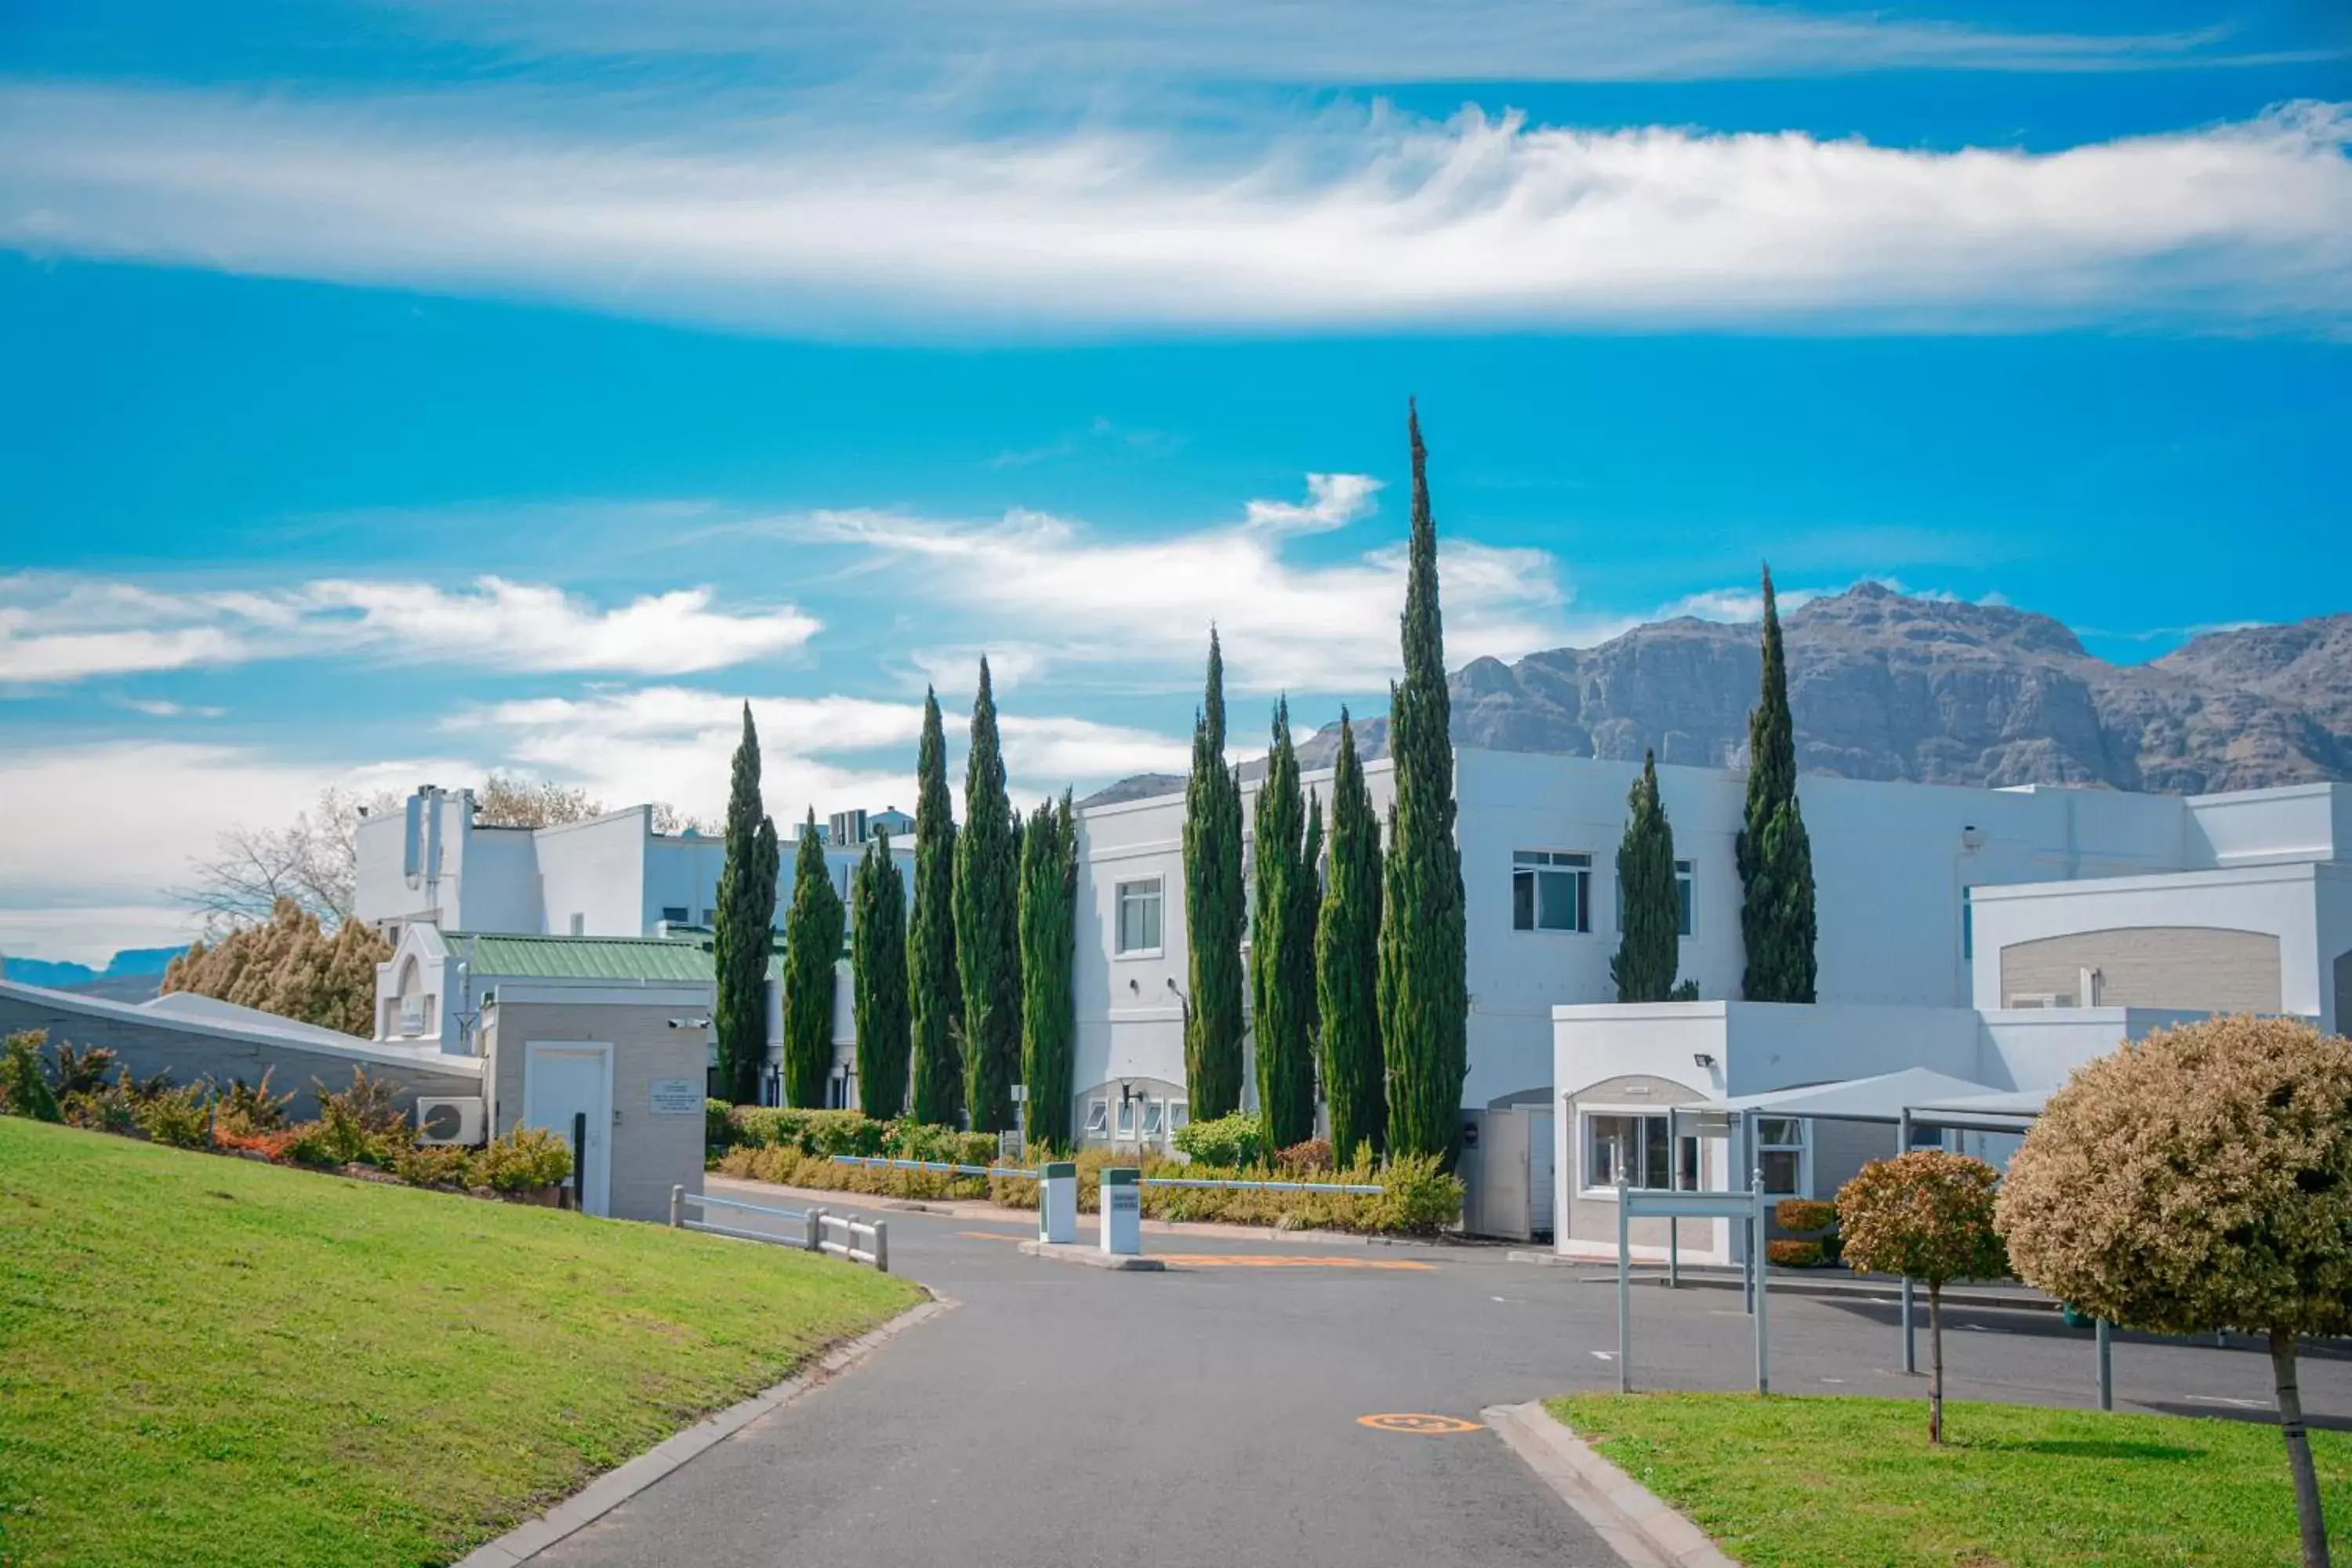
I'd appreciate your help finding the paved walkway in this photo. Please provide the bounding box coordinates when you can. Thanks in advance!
[530,1180,2351,1566]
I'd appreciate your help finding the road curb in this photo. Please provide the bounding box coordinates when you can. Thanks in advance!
[1484,1401,1740,1568]
[452,1296,949,1567]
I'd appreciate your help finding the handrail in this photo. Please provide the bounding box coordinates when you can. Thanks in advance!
[1142,1176,1383,1195]
[683,1190,810,1222]
[829,1155,1041,1180]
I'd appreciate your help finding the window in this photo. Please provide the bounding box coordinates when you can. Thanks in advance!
[1083,1098,1110,1138]
[1142,1100,1167,1139]
[1614,858,1697,938]
[1961,886,1973,961]
[1756,1116,1808,1196]
[568,913,586,936]
[1513,851,1591,932]
[1169,1101,1189,1133]
[661,905,690,925]
[1116,877,1163,954]
[1583,1112,1696,1192]
[701,907,717,926]
[1115,1096,1137,1138]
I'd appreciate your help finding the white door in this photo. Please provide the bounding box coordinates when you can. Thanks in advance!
[523,1042,612,1218]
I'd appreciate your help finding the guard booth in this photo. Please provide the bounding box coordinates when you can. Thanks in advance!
[1457,1106,1556,1241]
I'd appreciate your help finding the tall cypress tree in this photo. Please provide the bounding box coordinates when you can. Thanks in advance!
[1317,710,1384,1163]
[1737,565,1820,1003]
[956,659,1022,1133]
[711,703,779,1105]
[907,688,963,1126]
[782,808,844,1109]
[1251,698,1318,1149]
[1611,751,1681,1003]
[1181,630,1247,1119]
[1018,791,1078,1152]
[1377,401,1469,1167]
[852,826,911,1120]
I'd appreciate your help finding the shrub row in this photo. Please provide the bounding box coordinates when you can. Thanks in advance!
[985,1146,1462,1236]
[1,1029,570,1197]
[709,1102,998,1167]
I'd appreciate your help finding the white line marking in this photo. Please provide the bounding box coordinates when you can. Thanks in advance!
[1592,1351,1616,1361]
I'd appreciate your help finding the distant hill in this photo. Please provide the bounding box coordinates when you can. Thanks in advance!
[0,946,185,1000]
[1081,587,2352,807]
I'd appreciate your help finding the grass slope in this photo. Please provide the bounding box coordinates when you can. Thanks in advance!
[1549,1392,2350,1567]
[0,1119,920,1567]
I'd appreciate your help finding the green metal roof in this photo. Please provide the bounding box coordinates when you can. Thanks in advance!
[452,932,716,984]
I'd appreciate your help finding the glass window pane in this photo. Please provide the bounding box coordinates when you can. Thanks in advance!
[1587,1115,1632,1187]
[1142,1101,1167,1136]
[1757,1117,1802,1147]
[1169,1102,1189,1131]
[1762,1149,1802,1194]
[1642,1115,1671,1190]
[1677,1136,1700,1191]
[1115,1098,1135,1136]
[1084,1099,1109,1134]
[1675,866,1693,938]
[1513,869,1536,930]
[1537,869,1572,930]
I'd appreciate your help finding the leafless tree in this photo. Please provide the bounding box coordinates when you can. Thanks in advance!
[171,786,399,933]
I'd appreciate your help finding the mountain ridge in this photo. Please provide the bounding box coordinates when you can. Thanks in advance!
[1080,586,2352,807]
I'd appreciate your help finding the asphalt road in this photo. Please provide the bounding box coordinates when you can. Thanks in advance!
[532,1182,2351,1567]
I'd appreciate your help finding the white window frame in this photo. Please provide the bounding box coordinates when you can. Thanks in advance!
[1083,1098,1110,1138]
[1577,1107,1704,1200]
[1114,1095,1138,1139]
[1169,1100,1189,1133]
[1753,1116,1811,1199]
[1512,850,1592,934]
[1675,859,1695,938]
[1142,1099,1167,1140]
[1114,877,1164,957]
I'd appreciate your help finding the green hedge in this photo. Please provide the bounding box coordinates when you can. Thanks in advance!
[710,1103,997,1167]
[987,1147,1459,1236]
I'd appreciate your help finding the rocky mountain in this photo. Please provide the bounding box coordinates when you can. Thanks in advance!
[1081,587,2352,806]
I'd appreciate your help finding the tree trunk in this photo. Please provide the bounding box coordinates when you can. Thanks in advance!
[1927,1283,1945,1446]
[2271,1329,2333,1568]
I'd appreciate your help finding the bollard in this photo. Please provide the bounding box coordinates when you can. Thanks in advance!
[804,1207,825,1253]
[1099,1167,1143,1257]
[670,1185,684,1229]
[1039,1161,1078,1246]
[2096,1317,2114,1411]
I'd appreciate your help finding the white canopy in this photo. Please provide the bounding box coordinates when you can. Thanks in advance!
[1903,1086,2050,1120]
[1719,1066,2004,1123]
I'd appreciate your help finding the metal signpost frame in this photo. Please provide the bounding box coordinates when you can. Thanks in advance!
[1617,1171,1772,1396]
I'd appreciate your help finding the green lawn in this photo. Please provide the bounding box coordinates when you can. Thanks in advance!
[0,1117,922,1568]
[1548,1391,2352,1568]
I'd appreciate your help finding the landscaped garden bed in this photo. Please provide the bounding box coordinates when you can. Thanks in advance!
[0,1115,921,1568]
[706,1103,1463,1235]
[1547,1392,2351,1567]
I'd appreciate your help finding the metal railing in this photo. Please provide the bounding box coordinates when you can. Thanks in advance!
[669,1186,889,1272]
[829,1155,1041,1180]
[818,1211,889,1272]
[1141,1175,1383,1195]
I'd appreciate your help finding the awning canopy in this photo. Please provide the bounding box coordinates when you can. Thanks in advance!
[1903,1087,2049,1120]
[1719,1066,2004,1124]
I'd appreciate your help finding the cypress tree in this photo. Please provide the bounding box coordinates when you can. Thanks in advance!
[907,688,963,1126]
[852,826,911,1120]
[782,809,844,1109]
[956,659,1022,1133]
[1250,698,1319,1149]
[1610,751,1681,1003]
[1181,630,1247,1119]
[1018,791,1078,1151]
[1737,565,1820,1003]
[1377,401,1469,1167]
[711,703,779,1105]
[1317,710,1385,1163]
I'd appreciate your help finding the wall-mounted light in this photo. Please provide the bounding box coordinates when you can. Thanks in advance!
[1128,977,1139,994]
[666,1017,713,1029]
[1693,1052,1717,1069]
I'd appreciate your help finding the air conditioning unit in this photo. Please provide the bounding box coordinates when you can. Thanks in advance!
[415,1096,487,1146]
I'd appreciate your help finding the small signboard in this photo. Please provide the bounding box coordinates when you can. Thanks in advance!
[649,1076,702,1115]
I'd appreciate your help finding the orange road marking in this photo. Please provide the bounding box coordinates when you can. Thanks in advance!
[1357,1413,1482,1435]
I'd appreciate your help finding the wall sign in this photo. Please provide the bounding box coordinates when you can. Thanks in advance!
[649,1077,702,1115]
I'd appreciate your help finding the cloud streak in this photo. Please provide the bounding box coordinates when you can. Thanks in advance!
[0,572,819,684]
[5,86,2347,337]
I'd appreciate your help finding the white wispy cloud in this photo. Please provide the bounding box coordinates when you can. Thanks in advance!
[453,686,1191,818]
[5,85,2346,336]
[804,473,1570,695]
[0,572,819,684]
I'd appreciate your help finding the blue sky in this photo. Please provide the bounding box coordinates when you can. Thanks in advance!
[2,0,2348,963]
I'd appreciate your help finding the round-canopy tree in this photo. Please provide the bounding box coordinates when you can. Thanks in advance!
[1998,1015,2352,1567]
[1836,1150,2007,1446]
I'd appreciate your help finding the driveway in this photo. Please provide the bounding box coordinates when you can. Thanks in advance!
[529,1181,2350,1567]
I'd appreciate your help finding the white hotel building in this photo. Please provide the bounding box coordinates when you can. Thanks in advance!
[354,759,2351,1247]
